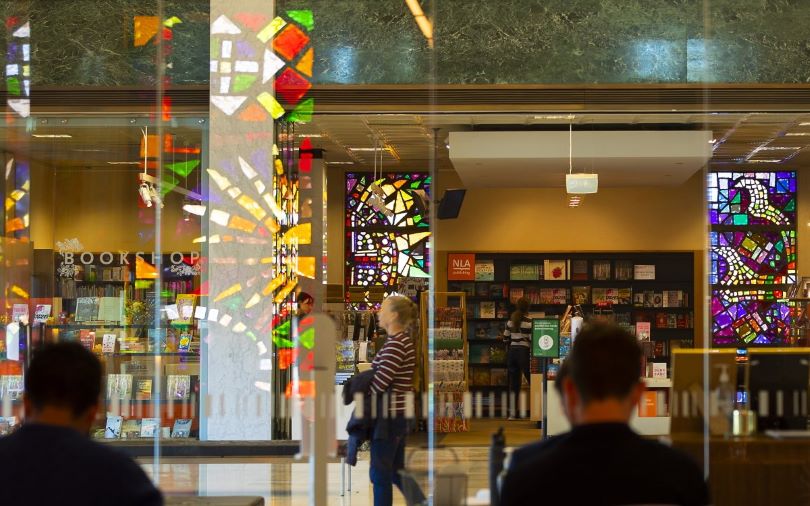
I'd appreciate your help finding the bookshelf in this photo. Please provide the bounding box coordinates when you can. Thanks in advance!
[421,291,469,432]
[448,252,695,402]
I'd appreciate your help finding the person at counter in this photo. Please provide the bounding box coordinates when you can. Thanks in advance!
[500,322,709,506]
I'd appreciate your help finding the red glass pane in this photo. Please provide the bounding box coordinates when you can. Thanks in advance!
[274,68,312,106]
[272,24,310,61]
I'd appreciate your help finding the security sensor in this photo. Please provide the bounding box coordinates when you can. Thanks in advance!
[138,182,153,207]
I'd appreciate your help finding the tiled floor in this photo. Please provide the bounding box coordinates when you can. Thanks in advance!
[141,420,539,504]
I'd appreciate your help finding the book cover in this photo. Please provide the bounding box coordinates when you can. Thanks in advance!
[496,302,509,319]
[591,288,607,304]
[33,304,51,323]
[105,415,123,439]
[490,368,508,386]
[479,301,496,319]
[97,296,123,323]
[615,260,634,281]
[643,291,655,307]
[178,333,192,352]
[101,333,117,354]
[655,312,668,328]
[539,288,554,304]
[667,314,677,328]
[633,292,645,307]
[75,297,99,322]
[490,346,507,364]
[475,260,495,281]
[592,260,611,280]
[11,304,27,323]
[79,330,96,351]
[524,287,540,305]
[635,322,651,340]
[167,375,191,400]
[676,313,688,328]
[140,417,160,438]
[638,391,658,417]
[605,288,620,305]
[544,260,567,280]
[171,419,193,438]
[175,294,197,324]
[571,259,588,281]
[618,288,632,305]
[0,375,23,400]
[634,264,656,280]
[510,264,540,281]
[106,374,133,400]
[468,345,490,364]
[489,283,507,299]
[653,292,664,308]
[552,288,568,305]
[509,288,524,304]
[121,419,141,439]
[135,378,153,401]
[572,286,591,305]
[471,369,490,387]
[475,283,489,297]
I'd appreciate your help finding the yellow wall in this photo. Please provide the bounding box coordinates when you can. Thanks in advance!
[30,163,198,253]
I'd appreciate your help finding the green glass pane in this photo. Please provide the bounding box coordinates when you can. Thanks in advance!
[160,176,178,197]
[299,327,315,349]
[273,336,295,348]
[211,39,220,59]
[232,74,257,93]
[286,98,314,123]
[166,160,200,178]
[410,181,421,189]
[731,192,741,204]
[414,215,422,223]
[286,10,314,31]
[786,199,795,211]
[6,77,20,96]
[733,214,748,225]
[776,242,784,251]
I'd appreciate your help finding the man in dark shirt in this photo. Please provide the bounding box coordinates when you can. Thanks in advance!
[0,342,163,505]
[501,323,709,506]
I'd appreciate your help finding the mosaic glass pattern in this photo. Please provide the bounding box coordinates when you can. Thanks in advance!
[709,171,797,346]
[6,18,30,118]
[345,173,430,297]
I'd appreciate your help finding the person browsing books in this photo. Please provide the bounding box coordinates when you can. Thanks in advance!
[0,343,163,506]
[369,295,417,506]
[297,291,314,318]
[500,322,709,506]
[503,297,531,420]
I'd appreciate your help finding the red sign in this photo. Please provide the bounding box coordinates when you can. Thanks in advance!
[448,253,476,280]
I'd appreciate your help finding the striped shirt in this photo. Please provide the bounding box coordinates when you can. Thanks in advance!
[504,316,532,348]
[370,331,416,415]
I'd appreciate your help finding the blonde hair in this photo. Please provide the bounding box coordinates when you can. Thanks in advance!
[384,295,419,331]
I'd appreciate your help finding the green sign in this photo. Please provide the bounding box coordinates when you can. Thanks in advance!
[532,318,560,358]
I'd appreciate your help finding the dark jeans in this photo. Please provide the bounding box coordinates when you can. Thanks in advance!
[370,416,408,506]
[507,346,530,416]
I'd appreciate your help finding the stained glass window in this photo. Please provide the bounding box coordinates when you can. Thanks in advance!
[345,172,430,301]
[708,171,797,346]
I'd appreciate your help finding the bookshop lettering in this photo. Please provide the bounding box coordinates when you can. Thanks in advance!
[60,251,201,267]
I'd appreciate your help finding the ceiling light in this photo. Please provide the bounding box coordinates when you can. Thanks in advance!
[785,132,810,136]
[347,147,382,152]
[138,182,153,208]
[533,114,576,120]
[799,122,810,126]
[326,161,354,165]
[753,146,800,151]
[107,161,141,165]
[297,134,323,138]
[747,159,782,163]
[405,0,433,47]
[32,134,72,138]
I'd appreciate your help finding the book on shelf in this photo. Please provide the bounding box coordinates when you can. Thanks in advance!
[469,344,490,364]
[135,378,153,400]
[571,259,588,281]
[615,260,634,281]
[510,264,541,281]
[0,375,23,400]
[490,346,506,364]
[635,321,651,340]
[490,368,508,386]
[75,297,99,322]
[471,369,490,387]
[591,288,607,304]
[178,333,193,352]
[605,288,620,305]
[539,288,554,304]
[140,417,160,438]
[105,415,123,439]
[552,288,569,305]
[524,287,540,305]
[101,333,117,354]
[592,260,611,280]
[106,374,133,400]
[33,304,51,323]
[543,260,568,280]
[655,312,668,328]
[175,294,197,324]
[79,330,96,351]
[490,283,507,299]
[121,419,141,439]
[496,302,509,319]
[618,287,632,305]
[475,260,495,281]
[479,301,496,319]
[652,292,664,308]
[634,264,656,280]
[171,418,193,438]
[633,292,645,307]
[509,287,524,304]
[572,286,590,305]
[97,296,124,323]
[654,340,668,358]
[167,375,191,400]
[643,291,655,307]
[12,304,28,323]
[638,391,662,417]
[475,283,489,297]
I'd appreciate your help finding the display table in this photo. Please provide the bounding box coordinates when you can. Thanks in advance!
[670,435,810,506]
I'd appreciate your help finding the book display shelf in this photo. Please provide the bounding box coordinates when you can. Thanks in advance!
[421,291,469,432]
[448,252,695,411]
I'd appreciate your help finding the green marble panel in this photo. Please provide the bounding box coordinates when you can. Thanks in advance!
[2,0,810,86]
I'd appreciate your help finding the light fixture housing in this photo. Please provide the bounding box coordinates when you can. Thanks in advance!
[138,183,153,207]
[566,173,599,194]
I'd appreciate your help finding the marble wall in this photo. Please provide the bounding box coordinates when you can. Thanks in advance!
[4,0,810,86]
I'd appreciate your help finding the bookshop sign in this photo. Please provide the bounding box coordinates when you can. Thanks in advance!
[60,251,200,267]
[448,253,475,280]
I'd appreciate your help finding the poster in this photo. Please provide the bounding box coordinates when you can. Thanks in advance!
[448,253,475,280]
[532,318,560,358]
[474,260,495,281]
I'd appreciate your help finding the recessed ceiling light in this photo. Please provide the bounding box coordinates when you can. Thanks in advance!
[347,147,381,152]
[107,161,141,165]
[785,132,810,136]
[533,114,576,120]
[298,134,323,138]
[747,159,782,163]
[325,161,354,165]
[32,134,72,138]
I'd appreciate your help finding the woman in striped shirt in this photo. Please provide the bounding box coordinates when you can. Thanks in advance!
[369,295,417,506]
[504,297,532,420]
